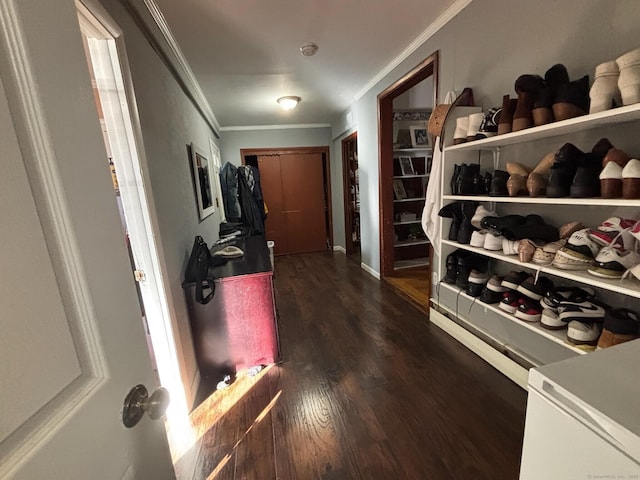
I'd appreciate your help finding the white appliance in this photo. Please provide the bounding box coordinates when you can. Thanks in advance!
[520,340,640,479]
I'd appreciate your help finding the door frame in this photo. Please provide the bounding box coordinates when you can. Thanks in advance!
[341,132,358,254]
[378,51,439,279]
[240,146,333,250]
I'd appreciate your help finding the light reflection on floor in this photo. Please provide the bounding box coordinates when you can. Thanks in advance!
[165,364,276,464]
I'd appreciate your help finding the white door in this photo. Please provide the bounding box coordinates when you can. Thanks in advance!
[0,1,174,478]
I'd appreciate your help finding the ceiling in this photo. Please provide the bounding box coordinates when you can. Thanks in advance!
[153,0,457,128]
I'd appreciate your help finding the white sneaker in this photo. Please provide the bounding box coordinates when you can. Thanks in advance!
[502,239,520,256]
[540,309,566,330]
[588,217,635,249]
[566,321,601,348]
[484,233,504,251]
[588,246,640,279]
[471,205,497,229]
[555,229,601,264]
[470,230,487,248]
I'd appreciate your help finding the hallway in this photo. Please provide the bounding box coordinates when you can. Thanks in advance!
[175,251,526,479]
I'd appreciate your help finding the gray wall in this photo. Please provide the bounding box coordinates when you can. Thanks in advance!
[350,0,640,275]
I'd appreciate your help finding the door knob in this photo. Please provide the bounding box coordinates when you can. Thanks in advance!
[122,384,170,428]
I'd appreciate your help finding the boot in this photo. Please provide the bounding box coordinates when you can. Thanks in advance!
[456,164,479,195]
[457,200,478,245]
[498,95,518,135]
[513,75,545,131]
[438,202,462,241]
[616,47,640,106]
[553,75,590,121]
[489,170,509,196]
[590,61,622,113]
[450,164,462,195]
[453,117,469,145]
[547,143,585,198]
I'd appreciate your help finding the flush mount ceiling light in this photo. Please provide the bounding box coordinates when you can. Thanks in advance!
[277,96,301,111]
[299,42,319,57]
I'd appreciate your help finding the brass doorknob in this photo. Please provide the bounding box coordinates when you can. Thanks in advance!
[122,384,170,428]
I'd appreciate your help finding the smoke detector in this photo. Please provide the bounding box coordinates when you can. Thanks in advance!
[299,42,319,57]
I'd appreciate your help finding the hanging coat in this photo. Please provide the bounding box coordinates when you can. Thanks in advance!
[220,162,241,222]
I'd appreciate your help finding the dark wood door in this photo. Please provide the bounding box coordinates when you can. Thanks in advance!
[258,152,328,255]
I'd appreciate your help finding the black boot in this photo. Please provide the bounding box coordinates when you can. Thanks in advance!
[450,164,462,195]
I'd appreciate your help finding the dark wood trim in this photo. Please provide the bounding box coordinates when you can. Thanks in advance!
[341,132,358,254]
[241,146,333,250]
[377,51,438,298]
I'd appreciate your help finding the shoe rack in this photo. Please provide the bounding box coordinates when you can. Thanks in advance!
[432,103,640,380]
[392,111,432,269]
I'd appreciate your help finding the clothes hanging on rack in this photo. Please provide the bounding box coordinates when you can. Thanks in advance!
[422,136,442,256]
[220,162,241,222]
[238,165,265,235]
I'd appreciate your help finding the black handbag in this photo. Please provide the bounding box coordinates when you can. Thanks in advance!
[184,236,226,304]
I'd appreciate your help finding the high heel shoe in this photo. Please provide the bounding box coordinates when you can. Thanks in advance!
[526,151,555,196]
[507,174,527,196]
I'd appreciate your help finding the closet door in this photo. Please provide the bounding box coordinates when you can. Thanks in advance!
[258,152,328,255]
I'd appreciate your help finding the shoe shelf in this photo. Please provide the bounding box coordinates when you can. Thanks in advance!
[441,239,640,300]
[395,239,430,247]
[438,283,588,356]
[394,174,430,179]
[394,196,425,203]
[394,147,433,153]
[444,103,640,152]
[442,195,640,207]
[393,220,422,226]
[395,257,430,269]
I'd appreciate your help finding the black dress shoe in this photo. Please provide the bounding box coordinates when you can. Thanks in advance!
[505,214,559,242]
[481,214,526,235]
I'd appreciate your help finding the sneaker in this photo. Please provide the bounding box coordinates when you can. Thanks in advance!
[517,276,554,301]
[566,320,601,348]
[554,229,601,267]
[484,233,504,251]
[466,270,488,297]
[588,217,636,248]
[541,286,596,313]
[515,298,543,322]
[558,300,606,323]
[597,308,640,349]
[499,291,524,314]
[533,239,566,265]
[475,107,501,139]
[540,308,566,330]
[470,205,497,229]
[502,238,521,256]
[479,275,508,304]
[587,246,640,279]
[470,230,488,248]
[501,270,530,290]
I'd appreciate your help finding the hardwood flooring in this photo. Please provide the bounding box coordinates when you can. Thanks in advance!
[173,251,526,480]
[383,266,430,313]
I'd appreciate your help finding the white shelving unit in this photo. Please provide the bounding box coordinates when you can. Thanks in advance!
[432,102,640,371]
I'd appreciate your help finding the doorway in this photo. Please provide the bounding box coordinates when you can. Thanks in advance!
[342,132,360,259]
[77,5,187,416]
[242,147,332,256]
[378,52,439,311]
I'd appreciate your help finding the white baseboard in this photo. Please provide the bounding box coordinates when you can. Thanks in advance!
[429,307,529,390]
[333,245,346,254]
[360,262,381,279]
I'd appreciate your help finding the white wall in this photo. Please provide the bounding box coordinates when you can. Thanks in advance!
[350,0,640,275]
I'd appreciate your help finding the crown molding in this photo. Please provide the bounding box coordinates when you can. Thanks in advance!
[220,123,331,132]
[123,0,221,135]
[354,0,473,101]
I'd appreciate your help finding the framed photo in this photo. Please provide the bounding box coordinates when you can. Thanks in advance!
[393,179,407,200]
[190,142,215,220]
[410,125,429,148]
[399,156,415,176]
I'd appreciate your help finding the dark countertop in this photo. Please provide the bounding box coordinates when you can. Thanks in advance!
[210,235,272,279]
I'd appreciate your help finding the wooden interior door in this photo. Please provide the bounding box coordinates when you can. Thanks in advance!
[257,151,328,255]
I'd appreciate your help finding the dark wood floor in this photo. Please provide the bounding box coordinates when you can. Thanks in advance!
[174,251,527,479]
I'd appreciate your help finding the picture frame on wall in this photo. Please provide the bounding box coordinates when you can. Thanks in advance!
[410,125,429,148]
[399,156,415,176]
[190,142,216,220]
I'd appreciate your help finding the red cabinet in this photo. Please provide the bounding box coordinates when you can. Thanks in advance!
[184,236,280,379]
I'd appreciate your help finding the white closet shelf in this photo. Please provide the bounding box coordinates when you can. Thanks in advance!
[395,239,430,247]
[442,195,640,207]
[395,257,430,269]
[394,197,425,203]
[393,220,422,225]
[394,174,430,179]
[445,103,640,152]
[439,283,588,355]
[394,147,433,153]
[442,239,640,299]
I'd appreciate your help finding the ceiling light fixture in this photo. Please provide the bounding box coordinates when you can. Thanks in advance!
[299,42,319,57]
[277,96,301,111]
